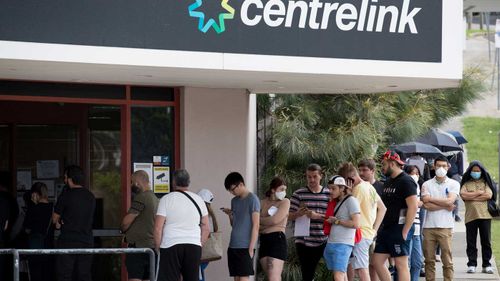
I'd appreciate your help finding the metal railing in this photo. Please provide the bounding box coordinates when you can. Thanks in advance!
[0,247,156,281]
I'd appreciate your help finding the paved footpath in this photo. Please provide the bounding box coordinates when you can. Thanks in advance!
[421,208,500,281]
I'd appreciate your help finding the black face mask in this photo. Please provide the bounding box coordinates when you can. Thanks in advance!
[131,184,141,194]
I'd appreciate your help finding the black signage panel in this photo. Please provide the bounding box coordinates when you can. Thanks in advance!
[0,0,441,62]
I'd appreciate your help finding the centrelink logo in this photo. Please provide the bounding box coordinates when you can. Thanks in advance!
[188,0,422,34]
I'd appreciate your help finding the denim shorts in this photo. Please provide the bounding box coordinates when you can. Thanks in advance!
[323,243,353,272]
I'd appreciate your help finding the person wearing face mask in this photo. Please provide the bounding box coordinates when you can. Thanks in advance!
[372,150,418,281]
[420,155,460,281]
[460,161,495,274]
[259,177,290,281]
[398,165,424,281]
[121,170,159,281]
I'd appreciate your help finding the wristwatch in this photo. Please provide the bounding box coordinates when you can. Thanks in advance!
[334,219,340,225]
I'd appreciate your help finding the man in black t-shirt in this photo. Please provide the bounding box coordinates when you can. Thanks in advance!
[372,151,418,281]
[53,165,96,281]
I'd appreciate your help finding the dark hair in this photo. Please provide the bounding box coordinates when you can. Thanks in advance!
[404,165,421,176]
[224,172,245,190]
[337,162,358,179]
[265,177,285,197]
[173,169,190,187]
[434,155,449,165]
[65,165,85,185]
[306,163,322,173]
[358,159,376,170]
[31,182,48,199]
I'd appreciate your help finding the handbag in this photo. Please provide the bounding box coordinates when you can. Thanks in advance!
[487,182,500,217]
[201,231,223,262]
[323,200,336,235]
[175,191,223,262]
[488,199,500,217]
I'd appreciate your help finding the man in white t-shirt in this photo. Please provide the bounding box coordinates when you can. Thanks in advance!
[154,169,210,281]
[421,156,460,281]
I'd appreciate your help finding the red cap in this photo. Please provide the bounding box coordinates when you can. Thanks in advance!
[382,150,405,165]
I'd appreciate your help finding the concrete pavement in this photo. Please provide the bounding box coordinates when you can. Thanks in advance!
[420,209,500,281]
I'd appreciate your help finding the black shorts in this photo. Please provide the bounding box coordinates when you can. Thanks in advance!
[125,250,155,280]
[227,248,255,277]
[158,244,201,281]
[259,232,287,261]
[374,224,414,257]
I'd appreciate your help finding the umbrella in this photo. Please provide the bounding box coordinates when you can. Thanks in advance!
[447,130,468,144]
[392,142,444,158]
[416,128,463,152]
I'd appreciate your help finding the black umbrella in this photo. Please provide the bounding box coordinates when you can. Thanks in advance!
[392,142,444,158]
[416,128,463,152]
[447,130,468,144]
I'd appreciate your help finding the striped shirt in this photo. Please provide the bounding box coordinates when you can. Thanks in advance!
[414,183,421,235]
[290,186,330,247]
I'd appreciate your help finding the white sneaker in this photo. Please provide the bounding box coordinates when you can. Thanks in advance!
[483,267,494,274]
[467,266,476,273]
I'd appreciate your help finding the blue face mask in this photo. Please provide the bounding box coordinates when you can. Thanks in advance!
[471,171,481,180]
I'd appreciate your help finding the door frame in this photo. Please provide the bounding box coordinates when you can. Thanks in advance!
[0,82,181,224]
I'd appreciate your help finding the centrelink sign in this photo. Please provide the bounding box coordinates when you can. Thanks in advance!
[0,0,441,62]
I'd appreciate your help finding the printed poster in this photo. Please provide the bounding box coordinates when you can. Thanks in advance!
[153,166,170,193]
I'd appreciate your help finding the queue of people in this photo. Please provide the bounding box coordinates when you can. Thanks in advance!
[1,151,497,281]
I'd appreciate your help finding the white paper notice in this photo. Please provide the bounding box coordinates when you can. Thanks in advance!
[17,170,32,191]
[36,160,59,179]
[268,206,278,216]
[294,215,310,237]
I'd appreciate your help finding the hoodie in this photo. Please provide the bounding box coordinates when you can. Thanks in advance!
[461,160,497,203]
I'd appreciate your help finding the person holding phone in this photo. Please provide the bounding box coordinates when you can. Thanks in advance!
[288,164,330,281]
[222,172,260,281]
[259,177,290,281]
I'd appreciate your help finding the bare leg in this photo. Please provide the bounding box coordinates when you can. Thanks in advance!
[394,255,410,281]
[369,264,379,281]
[372,253,391,281]
[267,257,284,281]
[260,257,269,278]
[355,268,370,281]
[334,271,346,281]
[347,264,354,281]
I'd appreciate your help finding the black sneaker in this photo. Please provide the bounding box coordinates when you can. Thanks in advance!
[420,270,426,277]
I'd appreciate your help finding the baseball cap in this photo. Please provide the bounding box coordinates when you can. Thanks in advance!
[327,175,348,187]
[382,150,405,165]
[197,189,214,203]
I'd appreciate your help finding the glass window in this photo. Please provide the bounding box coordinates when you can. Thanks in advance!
[131,106,175,194]
[88,105,122,281]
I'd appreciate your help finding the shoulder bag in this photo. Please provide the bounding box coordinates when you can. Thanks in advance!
[175,191,223,262]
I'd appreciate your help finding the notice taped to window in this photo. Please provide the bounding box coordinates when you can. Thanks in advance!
[153,166,170,193]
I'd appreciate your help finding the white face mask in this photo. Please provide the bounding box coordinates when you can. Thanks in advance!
[435,167,447,178]
[275,191,286,201]
[410,175,419,183]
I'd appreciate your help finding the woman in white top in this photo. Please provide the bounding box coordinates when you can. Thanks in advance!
[259,177,290,281]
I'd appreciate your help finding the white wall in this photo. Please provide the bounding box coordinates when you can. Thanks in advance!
[181,87,257,281]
